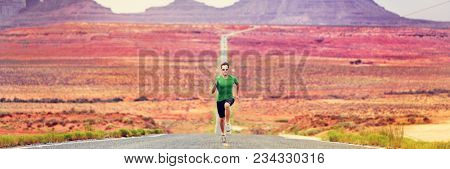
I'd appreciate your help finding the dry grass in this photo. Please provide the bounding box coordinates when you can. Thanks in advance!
[322,126,450,149]
[0,128,163,148]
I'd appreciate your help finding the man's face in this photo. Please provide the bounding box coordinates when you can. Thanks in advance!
[221,65,229,76]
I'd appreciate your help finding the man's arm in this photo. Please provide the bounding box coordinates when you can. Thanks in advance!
[235,82,240,99]
[211,80,217,94]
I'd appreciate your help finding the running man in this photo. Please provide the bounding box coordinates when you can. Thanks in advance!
[211,62,240,143]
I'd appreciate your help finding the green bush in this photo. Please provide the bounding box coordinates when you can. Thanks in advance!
[136,129,146,136]
[119,129,131,137]
[63,133,73,141]
[0,135,15,147]
[110,130,122,138]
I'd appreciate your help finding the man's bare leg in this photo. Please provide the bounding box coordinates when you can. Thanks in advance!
[219,118,225,134]
[225,103,232,133]
[225,103,231,124]
[219,118,226,143]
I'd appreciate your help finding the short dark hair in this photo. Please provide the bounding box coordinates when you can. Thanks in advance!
[221,62,230,68]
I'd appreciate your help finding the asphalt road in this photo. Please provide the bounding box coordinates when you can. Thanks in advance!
[23,134,369,149]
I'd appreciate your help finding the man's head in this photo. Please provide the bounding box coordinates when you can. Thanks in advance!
[220,62,230,76]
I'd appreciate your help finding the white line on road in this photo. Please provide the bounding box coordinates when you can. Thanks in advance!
[14,134,166,149]
[279,134,382,149]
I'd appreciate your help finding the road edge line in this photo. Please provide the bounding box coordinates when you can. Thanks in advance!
[13,134,166,149]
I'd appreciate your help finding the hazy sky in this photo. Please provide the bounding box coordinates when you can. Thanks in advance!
[374,0,450,22]
[94,0,239,13]
[94,0,450,22]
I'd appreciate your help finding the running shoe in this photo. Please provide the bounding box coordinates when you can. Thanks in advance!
[226,123,232,133]
[221,134,227,143]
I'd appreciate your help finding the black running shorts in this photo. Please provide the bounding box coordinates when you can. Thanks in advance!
[216,98,235,118]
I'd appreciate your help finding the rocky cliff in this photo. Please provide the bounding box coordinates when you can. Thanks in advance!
[1,0,449,28]
[0,0,25,20]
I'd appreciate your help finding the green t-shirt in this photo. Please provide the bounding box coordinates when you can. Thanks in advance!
[215,75,239,102]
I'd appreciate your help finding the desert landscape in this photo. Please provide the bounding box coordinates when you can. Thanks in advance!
[0,0,449,148]
[0,23,448,144]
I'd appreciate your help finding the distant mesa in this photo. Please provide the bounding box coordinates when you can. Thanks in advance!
[25,0,40,8]
[0,0,40,19]
[0,0,25,20]
[0,0,449,28]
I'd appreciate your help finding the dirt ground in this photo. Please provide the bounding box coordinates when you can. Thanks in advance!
[1,56,449,139]
[0,23,449,140]
[404,120,450,142]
